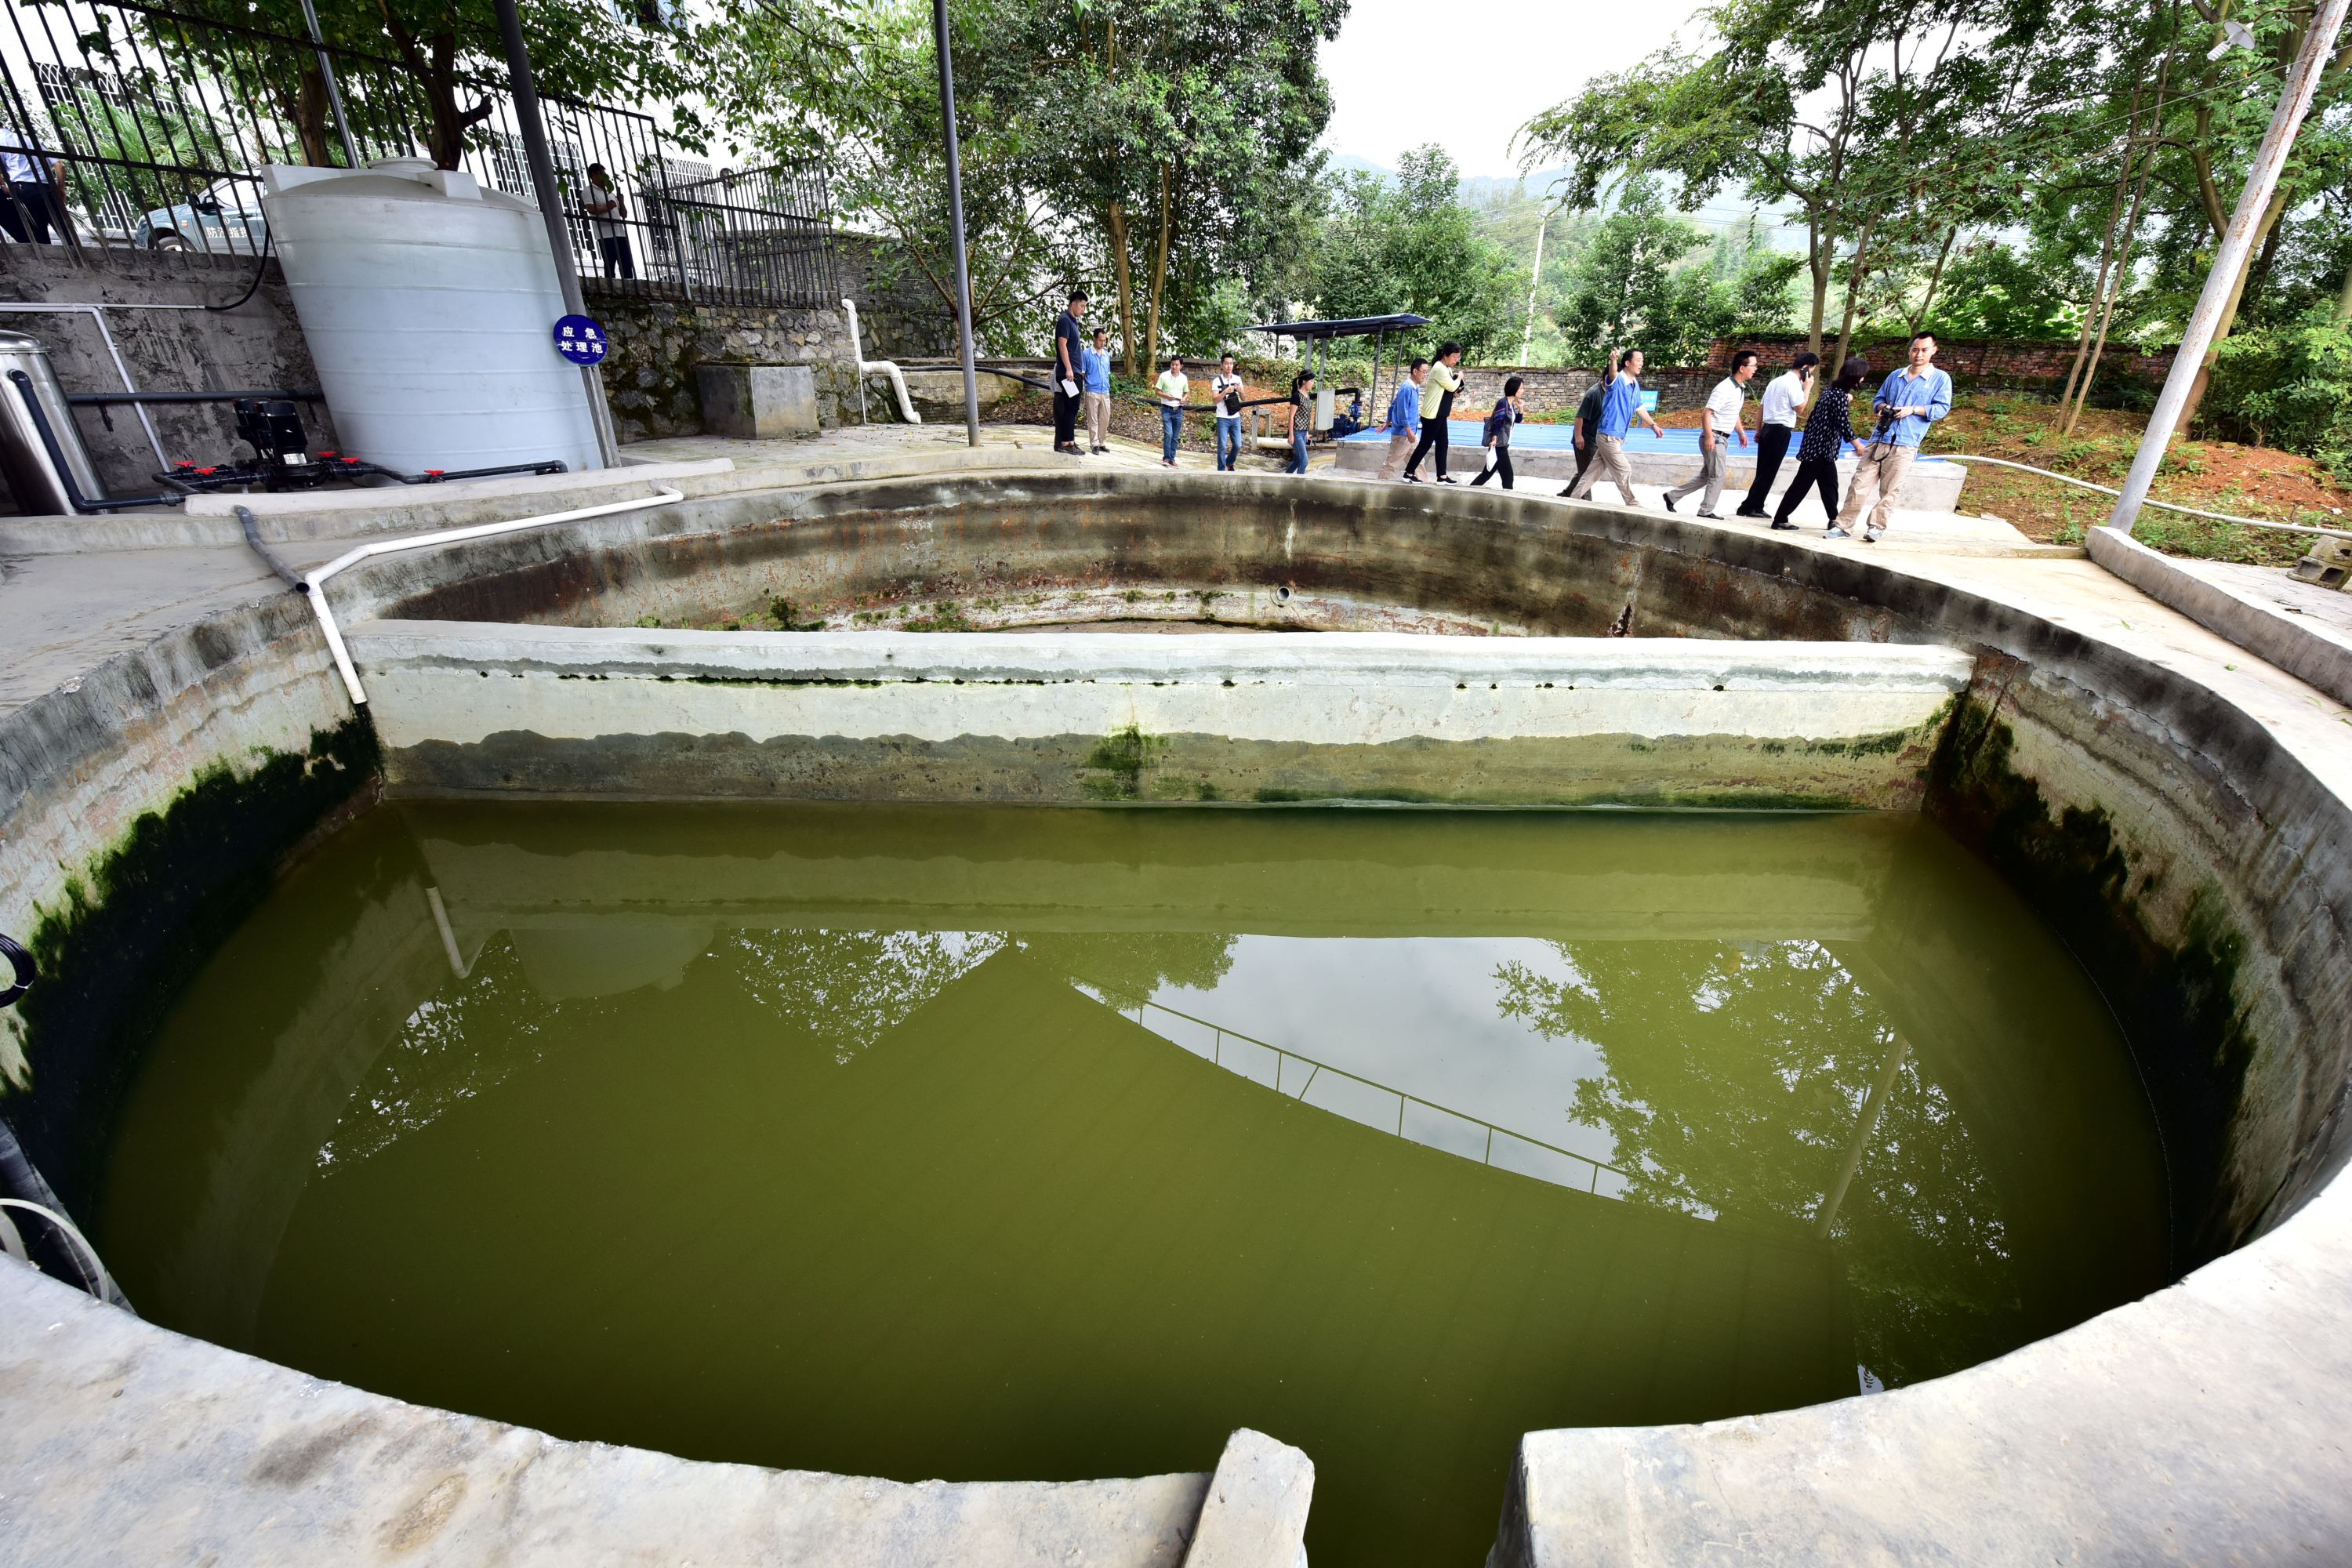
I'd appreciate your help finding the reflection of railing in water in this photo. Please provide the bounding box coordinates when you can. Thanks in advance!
[1123,996,1635,1199]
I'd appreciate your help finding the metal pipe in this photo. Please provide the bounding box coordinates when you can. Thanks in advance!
[67,389,325,405]
[302,486,684,706]
[295,0,359,168]
[0,303,170,467]
[2107,0,2350,535]
[491,0,619,471]
[931,0,981,447]
[5,371,183,512]
[1813,1036,1911,1240]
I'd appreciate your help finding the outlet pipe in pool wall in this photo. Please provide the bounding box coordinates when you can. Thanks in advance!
[843,299,920,424]
[270,486,684,707]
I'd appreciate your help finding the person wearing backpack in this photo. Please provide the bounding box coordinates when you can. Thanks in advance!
[1469,376,1525,490]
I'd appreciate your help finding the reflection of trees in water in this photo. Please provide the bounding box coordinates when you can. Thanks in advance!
[1015,931,1237,1011]
[318,935,606,1174]
[726,929,1009,1063]
[1497,938,2019,1387]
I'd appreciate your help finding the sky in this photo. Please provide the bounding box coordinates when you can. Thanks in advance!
[1319,0,1714,182]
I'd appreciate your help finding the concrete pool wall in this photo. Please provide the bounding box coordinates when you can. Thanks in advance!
[2,465,2350,1563]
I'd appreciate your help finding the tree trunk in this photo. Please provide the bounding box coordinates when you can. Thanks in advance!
[1145,161,1172,371]
[1108,199,1136,376]
[1828,213,1877,379]
[292,67,335,167]
[1908,223,1960,339]
[1804,213,1831,356]
[2057,86,2143,414]
[2335,262,2352,326]
[2064,151,2157,437]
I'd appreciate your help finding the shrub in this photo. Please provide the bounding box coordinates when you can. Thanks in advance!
[2204,310,2352,478]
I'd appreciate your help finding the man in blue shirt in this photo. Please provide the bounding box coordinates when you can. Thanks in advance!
[1377,358,1428,481]
[1080,328,1114,453]
[1834,331,1952,542]
[1566,348,1664,506]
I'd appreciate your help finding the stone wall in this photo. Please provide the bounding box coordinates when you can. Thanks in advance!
[834,231,960,361]
[0,249,337,501]
[581,284,858,443]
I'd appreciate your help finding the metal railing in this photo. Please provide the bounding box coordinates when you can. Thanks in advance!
[0,0,835,307]
[1125,996,1635,1200]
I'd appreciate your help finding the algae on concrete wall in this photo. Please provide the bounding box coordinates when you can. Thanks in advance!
[2,719,379,1217]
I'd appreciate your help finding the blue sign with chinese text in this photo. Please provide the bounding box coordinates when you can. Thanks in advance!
[554,314,608,365]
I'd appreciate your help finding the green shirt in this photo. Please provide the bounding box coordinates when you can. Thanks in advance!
[1156,372,1188,406]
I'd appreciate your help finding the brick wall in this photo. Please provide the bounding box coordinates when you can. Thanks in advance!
[1449,365,1730,419]
[1704,333,2177,389]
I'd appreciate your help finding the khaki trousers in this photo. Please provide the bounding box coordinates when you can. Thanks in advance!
[1566,433,1635,505]
[1083,391,1111,448]
[1837,442,1917,531]
[1664,441,1727,513]
[1378,430,1417,481]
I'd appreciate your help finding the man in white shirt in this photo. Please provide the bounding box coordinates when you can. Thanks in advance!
[2,145,67,245]
[1664,349,1759,519]
[1735,350,1819,518]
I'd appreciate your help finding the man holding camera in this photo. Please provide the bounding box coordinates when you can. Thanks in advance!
[1835,332,1951,543]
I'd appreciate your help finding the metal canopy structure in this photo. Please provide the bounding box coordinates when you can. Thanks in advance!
[1247,314,1432,433]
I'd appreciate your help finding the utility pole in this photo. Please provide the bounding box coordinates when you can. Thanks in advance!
[493,0,619,470]
[1519,211,1547,365]
[2106,0,2347,534]
[932,0,981,447]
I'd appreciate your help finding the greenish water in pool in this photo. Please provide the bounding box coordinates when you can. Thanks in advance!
[98,804,2170,1566]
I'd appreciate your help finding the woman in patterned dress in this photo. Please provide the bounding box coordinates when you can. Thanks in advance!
[1770,358,1870,532]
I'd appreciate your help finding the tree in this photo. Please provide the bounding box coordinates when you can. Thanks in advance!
[1310,147,1528,361]
[1551,180,1798,365]
[137,0,705,172]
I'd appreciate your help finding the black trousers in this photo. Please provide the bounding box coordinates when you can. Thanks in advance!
[1053,383,1080,446]
[1404,396,1452,477]
[599,235,635,279]
[1,180,62,243]
[1570,420,1595,488]
[1469,446,1513,488]
[1773,456,1841,524]
[1739,424,1793,514]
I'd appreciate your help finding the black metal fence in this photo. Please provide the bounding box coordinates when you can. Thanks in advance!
[0,0,836,308]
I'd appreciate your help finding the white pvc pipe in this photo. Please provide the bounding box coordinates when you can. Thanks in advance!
[0,301,180,467]
[1936,453,2349,540]
[842,298,921,424]
[300,485,684,706]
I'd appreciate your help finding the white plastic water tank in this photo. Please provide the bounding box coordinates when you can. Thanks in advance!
[260,158,600,475]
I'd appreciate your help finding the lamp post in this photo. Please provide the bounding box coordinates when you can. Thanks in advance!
[932,0,981,447]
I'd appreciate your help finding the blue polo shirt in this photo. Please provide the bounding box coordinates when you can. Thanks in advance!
[1080,346,1111,394]
[1596,373,1643,439]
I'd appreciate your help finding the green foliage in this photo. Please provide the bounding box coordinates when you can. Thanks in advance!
[1310,146,1527,361]
[1552,177,1796,365]
[2205,311,2352,480]
[1924,244,2080,339]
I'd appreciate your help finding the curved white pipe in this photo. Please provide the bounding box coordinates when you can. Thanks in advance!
[299,486,684,707]
[842,298,921,424]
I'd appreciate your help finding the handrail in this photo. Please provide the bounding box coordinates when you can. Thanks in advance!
[1127,996,1634,1196]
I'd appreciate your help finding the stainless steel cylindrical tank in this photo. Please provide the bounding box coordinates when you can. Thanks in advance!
[259,158,599,475]
[0,329,104,515]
